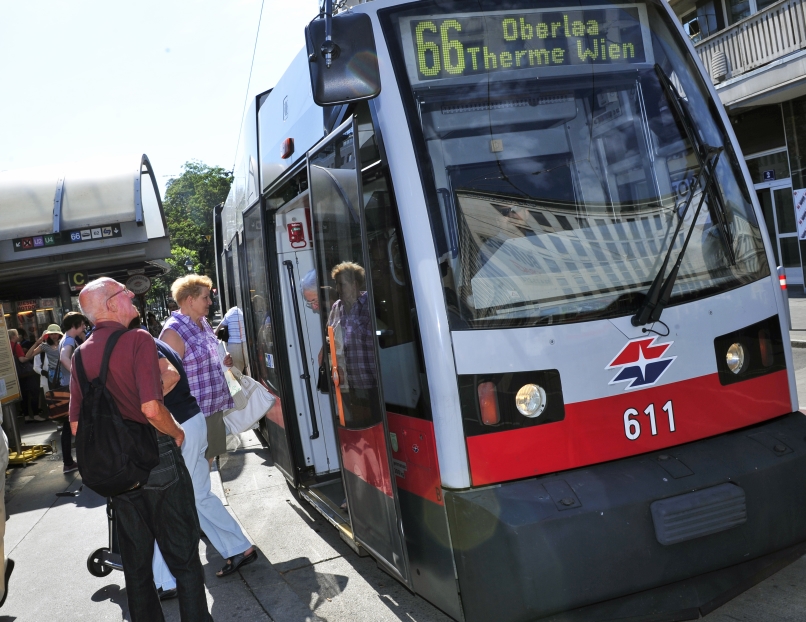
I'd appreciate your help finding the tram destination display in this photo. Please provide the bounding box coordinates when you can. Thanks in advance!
[399,4,652,83]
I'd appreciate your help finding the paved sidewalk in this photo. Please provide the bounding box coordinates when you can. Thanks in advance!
[0,420,450,622]
[789,292,806,347]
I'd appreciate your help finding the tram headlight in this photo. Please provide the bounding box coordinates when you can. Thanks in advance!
[726,343,746,374]
[515,384,547,418]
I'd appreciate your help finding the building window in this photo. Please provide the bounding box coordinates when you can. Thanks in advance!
[682,10,703,41]
[727,0,780,23]
[681,0,724,41]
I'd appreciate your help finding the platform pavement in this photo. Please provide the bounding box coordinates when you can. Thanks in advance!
[788,289,806,348]
[0,419,451,622]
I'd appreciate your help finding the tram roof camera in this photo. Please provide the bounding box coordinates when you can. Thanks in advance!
[305,11,381,106]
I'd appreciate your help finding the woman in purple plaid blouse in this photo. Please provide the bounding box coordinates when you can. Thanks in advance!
[159,274,257,579]
[161,275,235,459]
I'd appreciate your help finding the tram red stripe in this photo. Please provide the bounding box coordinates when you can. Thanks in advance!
[265,393,284,429]
[339,424,394,498]
[467,371,791,486]
[387,413,444,506]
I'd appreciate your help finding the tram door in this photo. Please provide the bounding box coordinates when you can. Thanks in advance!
[308,118,410,584]
[275,198,340,475]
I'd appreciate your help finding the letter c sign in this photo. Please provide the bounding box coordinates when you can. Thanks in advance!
[68,271,87,292]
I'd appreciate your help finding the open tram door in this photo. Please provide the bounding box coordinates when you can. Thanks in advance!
[304,117,411,585]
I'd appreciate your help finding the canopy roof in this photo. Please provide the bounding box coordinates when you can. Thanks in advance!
[0,154,170,284]
[0,154,165,240]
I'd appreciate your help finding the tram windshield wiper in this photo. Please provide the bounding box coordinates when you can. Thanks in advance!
[632,145,723,326]
[654,65,736,265]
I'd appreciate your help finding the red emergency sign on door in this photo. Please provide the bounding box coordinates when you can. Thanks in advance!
[287,222,306,249]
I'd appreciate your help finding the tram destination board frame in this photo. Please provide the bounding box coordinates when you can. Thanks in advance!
[397,3,654,86]
[12,223,123,252]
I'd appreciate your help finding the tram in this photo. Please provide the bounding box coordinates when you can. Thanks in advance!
[213,1,806,620]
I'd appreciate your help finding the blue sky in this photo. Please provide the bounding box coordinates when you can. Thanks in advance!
[0,0,316,195]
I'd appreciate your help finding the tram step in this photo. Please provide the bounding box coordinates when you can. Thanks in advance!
[650,482,747,546]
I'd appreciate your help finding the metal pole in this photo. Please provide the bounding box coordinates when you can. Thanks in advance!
[58,272,73,315]
[2,401,22,455]
[778,266,792,331]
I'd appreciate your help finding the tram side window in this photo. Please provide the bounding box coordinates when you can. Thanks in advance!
[242,206,284,404]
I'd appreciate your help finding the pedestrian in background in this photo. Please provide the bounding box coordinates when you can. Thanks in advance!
[217,305,246,372]
[146,312,162,338]
[57,313,87,474]
[70,277,211,622]
[8,329,41,423]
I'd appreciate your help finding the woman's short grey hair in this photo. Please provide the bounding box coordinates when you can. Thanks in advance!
[7,329,18,340]
[300,270,317,294]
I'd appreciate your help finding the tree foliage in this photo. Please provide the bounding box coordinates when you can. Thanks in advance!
[149,160,232,307]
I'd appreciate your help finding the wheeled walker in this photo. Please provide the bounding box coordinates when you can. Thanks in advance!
[87,498,123,577]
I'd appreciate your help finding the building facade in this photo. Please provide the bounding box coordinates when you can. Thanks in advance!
[670,0,806,286]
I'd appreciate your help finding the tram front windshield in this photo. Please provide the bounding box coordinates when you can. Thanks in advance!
[381,0,768,329]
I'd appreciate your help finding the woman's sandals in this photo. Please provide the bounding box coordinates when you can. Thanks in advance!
[216,548,258,577]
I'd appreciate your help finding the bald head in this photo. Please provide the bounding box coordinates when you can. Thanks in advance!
[79,277,137,326]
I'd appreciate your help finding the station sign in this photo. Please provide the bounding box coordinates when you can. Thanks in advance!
[12,223,122,253]
[125,274,152,295]
[16,300,37,312]
[68,271,88,292]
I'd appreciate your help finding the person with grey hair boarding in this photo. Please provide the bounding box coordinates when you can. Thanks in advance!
[69,277,211,622]
[301,269,321,314]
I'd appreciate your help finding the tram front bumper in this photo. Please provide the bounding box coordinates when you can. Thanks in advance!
[444,412,806,622]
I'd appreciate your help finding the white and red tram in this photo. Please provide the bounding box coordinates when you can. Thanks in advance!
[213,1,806,620]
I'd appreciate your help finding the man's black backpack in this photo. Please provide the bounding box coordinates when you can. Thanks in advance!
[74,330,159,497]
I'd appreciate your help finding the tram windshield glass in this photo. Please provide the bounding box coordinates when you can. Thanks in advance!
[381,0,768,328]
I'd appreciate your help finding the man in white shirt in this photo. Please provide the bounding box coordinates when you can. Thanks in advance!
[217,306,245,372]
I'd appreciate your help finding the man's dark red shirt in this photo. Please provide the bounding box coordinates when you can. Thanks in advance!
[68,321,163,425]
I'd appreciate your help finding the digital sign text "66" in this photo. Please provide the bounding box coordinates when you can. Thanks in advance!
[623,400,675,441]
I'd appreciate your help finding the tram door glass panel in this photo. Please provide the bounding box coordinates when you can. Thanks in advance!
[757,186,802,281]
[309,119,408,580]
[381,1,769,329]
[242,204,296,480]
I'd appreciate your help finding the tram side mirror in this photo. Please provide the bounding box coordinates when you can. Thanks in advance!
[305,12,381,106]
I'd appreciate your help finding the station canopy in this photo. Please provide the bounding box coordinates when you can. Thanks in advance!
[0,154,171,299]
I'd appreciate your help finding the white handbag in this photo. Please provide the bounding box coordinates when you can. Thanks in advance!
[223,368,276,435]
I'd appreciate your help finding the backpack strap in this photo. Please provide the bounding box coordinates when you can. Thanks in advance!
[98,330,127,386]
[74,348,89,388]
[74,330,127,389]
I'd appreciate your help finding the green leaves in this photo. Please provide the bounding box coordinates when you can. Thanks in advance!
[149,160,232,306]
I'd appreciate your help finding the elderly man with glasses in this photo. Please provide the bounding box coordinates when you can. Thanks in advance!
[69,277,211,622]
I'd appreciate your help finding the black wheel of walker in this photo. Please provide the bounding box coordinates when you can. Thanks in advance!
[88,547,113,577]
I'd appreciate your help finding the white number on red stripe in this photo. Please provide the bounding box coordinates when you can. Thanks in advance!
[624,400,675,441]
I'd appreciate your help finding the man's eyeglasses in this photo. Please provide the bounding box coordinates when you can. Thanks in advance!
[106,287,131,304]
[304,299,319,309]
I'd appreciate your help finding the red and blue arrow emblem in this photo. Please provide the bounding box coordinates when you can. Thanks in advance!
[607,337,676,390]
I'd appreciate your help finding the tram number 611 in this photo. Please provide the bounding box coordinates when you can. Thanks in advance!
[623,400,675,441]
